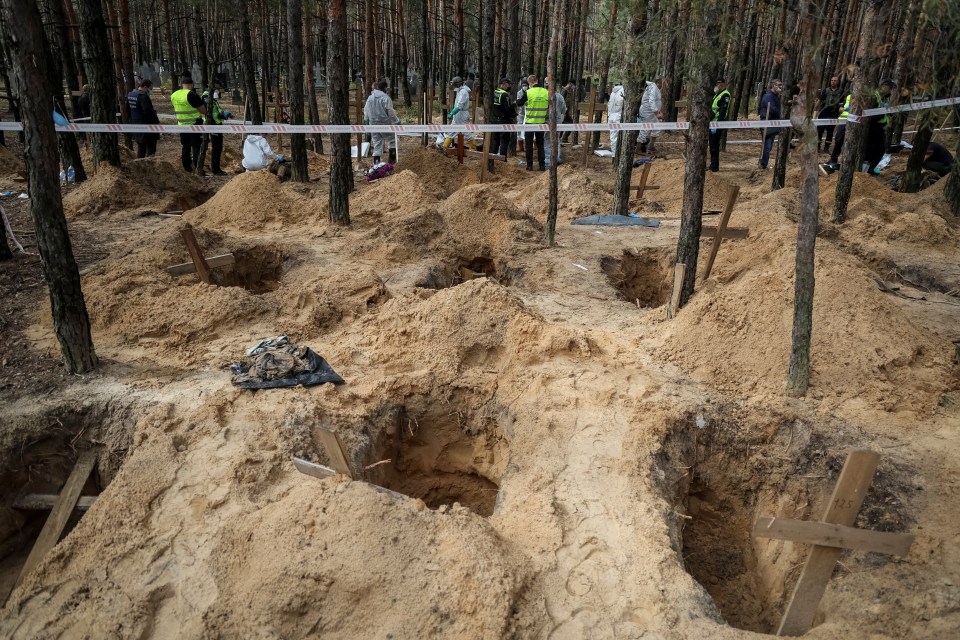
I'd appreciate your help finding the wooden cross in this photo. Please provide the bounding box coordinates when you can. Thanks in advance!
[292,426,406,499]
[754,450,915,636]
[700,185,741,281]
[13,450,98,592]
[167,224,234,284]
[633,163,661,200]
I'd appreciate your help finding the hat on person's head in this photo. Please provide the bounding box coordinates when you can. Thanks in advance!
[880,78,896,88]
[716,78,726,84]
[499,77,512,85]
[182,76,194,85]
[450,76,463,85]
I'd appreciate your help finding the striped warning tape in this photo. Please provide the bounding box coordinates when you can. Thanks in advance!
[18,94,955,135]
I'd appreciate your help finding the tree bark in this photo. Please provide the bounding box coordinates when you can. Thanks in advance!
[612,10,647,217]
[328,0,352,224]
[304,0,324,153]
[41,0,87,183]
[675,0,722,307]
[772,8,797,191]
[545,0,560,246]
[833,0,890,223]
[240,1,263,124]
[76,0,120,168]
[787,0,826,397]
[288,0,308,181]
[2,0,98,373]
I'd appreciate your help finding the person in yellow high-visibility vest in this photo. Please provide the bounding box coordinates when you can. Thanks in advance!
[516,74,548,171]
[169,77,207,173]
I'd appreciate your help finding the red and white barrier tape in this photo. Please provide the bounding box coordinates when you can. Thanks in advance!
[19,95,955,135]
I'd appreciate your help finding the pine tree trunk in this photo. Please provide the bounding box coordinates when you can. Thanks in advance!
[2,0,98,373]
[396,0,411,106]
[0,213,12,260]
[675,0,722,307]
[771,9,797,191]
[304,1,324,153]
[545,0,560,246]
[945,133,960,215]
[506,0,521,83]
[594,0,618,148]
[162,0,177,87]
[288,0,308,181]
[42,0,87,183]
[902,111,931,193]
[49,0,83,119]
[833,0,890,224]
[612,12,647,217]
[787,0,826,397]
[328,0,352,224]
[76,0,120,168]
[240,2,263,124]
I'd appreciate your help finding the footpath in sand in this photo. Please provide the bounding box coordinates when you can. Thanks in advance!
[1,142,959,638]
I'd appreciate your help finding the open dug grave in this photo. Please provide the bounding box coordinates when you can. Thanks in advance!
[602,247,674,307]
[656,409,922,635]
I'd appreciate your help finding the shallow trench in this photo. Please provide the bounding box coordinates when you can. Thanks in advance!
[601,247,674,307]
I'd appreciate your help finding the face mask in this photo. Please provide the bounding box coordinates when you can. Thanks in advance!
[213,90,220,100]
[714,86,718,92]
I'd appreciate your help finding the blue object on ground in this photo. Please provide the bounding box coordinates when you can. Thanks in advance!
[53,111,69,126]
[572,214,660,227]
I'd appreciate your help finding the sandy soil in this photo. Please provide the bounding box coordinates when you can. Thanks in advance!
[1,131,958,639]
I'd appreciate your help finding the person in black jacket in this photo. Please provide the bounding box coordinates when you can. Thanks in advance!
[758,79,783,169]
[126,79,160,157]
[491,77,516,158]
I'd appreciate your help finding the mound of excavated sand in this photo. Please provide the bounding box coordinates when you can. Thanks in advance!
[394,147,478,199]
[351,170,436,221]
[185,170,325,232]
[63,159,210,217]
[656,197,955,417]
[517,166,614,222]
[0,144,23,175]
[352,182,544,262]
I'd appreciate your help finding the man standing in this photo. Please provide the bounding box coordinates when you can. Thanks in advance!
[170,77,206,173]
[709,79,730,173]
[758,79,783,170]
[202,82,231,175]
[544,90,567,167]
[126,78,160,158]
[637,77,664,154]
[606,83,625,154]
[817,75,845,154]
[560,81,576,142]
[516,74,548,171]
[444,76,472,148]
[364,79,400,164]
[491,77,516,158]
[864,79,894,174]
[820,93,851,174]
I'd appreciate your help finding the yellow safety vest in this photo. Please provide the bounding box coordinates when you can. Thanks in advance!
[839,94,851,120]
[525,87,549,124]
[171,89,201,126]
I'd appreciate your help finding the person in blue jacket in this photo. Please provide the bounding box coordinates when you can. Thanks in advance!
[758,79,783,170]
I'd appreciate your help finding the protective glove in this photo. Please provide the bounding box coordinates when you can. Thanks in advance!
[277,155,285,163]
[394,117,401,125]
[223,111,232,120]
[363,118,370,125]
[710,128,717,134]
[449,107,460,117]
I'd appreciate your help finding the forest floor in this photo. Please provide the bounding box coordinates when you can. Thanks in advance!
[0,122,958,638]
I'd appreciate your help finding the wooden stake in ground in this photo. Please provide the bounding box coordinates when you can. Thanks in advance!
[633,162,660,200]
[666,263,686,319]
[480,131,491,182]
[752,450,915,636]
[314,426,353,477]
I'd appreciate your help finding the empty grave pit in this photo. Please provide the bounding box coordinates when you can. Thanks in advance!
[364,406,509,517]
[601,247,674,307]
[655,413,916,634]
[211,244,285,294]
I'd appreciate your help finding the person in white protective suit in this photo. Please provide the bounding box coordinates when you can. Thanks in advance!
[637,77,664,154]
[364,78,400,164]
[441,76,475,148]
[544,91,567,167]
[607,83,625,154]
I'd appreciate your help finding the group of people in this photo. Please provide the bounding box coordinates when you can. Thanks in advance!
[607,77,666,157]
[169,76,231,175]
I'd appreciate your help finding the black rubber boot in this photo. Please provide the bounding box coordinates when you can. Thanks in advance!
[388,148,397,163]
[373,156,381,165]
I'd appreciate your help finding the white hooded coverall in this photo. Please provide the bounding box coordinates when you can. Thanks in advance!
[607,85,625,154]
[363,88,398,157]
[638,80,662,145]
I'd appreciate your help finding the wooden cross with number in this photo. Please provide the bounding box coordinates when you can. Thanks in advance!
[754,450,915,636]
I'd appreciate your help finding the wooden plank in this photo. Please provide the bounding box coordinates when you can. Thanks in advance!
[754,516,914,557]
[16,450,97,587]
[776,450,881,636]
[456,133,465,164]
[180,225,213,284]
[314,427,353,478]
[701,226,749,240]
[166,253,236,277]
[480,132,491,183]
[667,263,686,320]
[13,494,97,512]
[700,185,740,281]
[292,457,337,479]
